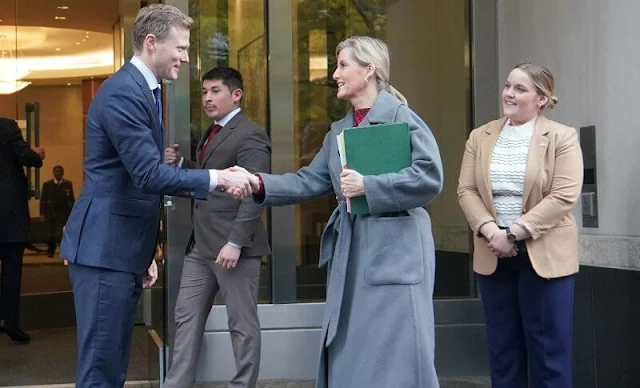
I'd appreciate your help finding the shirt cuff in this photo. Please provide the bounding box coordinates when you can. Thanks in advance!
[208,170,218,192]
[178,157,184,168]
[228,241,241,249]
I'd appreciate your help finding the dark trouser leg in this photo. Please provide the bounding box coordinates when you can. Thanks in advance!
[46,219,57,255]
[69,262,142,388]
[0,243,24,325]
[519,265,575,388]
[478,259,528,388]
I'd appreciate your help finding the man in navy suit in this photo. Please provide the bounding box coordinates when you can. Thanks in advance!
[60,4,251,387]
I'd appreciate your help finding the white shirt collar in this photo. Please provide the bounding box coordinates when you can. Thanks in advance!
[215,107,242,128]
[53,178,63,185]
[130,56,160,92]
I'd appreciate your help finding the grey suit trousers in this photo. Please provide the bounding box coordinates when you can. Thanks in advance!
[163,245,261,388]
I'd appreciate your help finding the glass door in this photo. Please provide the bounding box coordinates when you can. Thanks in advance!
[287,0,474,302]
[0,0,164,385]
[165,0,478,384]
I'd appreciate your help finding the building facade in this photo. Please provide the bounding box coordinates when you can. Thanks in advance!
[2,0,638,386]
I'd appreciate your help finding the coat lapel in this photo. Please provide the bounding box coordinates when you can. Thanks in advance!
[330,110,354,181]
[479,118,506,215]
[195,123,214,166]
[522,116,550,206]
[122,63,163,147]
[201,112,243,166]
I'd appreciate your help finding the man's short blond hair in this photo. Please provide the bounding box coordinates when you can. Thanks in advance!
[131,4,193,53]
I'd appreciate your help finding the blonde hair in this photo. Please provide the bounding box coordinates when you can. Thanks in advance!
[132,4,193,53]
[513,63,558,110]
[336,36,408,105]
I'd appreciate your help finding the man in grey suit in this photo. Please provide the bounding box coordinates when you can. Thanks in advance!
[163,67,271,388]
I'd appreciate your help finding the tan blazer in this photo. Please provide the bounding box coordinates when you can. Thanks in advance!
[457,116,583,278]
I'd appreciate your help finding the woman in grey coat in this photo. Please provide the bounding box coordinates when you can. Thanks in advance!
[243,36,443,387]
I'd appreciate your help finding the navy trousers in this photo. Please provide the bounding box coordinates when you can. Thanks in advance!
[0,243,24,325]
[69,263,142,388]
[478,252,575,388]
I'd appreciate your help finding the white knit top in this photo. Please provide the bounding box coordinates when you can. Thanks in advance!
[489,117,536,227]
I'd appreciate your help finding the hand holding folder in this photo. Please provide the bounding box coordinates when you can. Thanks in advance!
[337,122,411,215]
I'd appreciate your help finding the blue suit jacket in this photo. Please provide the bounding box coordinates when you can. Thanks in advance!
[61,62,210,274]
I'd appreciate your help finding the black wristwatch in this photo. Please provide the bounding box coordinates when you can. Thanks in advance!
[505,227,517,244]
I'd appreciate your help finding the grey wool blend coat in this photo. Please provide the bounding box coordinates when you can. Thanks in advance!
[258,90,444,388]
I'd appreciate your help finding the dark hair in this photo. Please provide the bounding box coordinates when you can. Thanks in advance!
[53,165,64,171]
[202,67,243,95]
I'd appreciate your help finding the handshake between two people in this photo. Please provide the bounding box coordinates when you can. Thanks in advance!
[164,144,260,199]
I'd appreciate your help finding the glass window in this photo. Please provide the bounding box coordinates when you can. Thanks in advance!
[189,0,474,303]
[291,0,474,301]
[188,0,271,302]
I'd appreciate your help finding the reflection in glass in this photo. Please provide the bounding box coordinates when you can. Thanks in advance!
[189,0,270,303]
[292,0,473,301]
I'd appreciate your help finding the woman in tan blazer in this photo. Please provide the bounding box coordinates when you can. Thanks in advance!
[457,63,583,388]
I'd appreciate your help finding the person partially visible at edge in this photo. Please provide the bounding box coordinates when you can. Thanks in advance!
[235,36,443,388]
[457,63,583,388]
[59,4,252,387]
[0,117,45,344]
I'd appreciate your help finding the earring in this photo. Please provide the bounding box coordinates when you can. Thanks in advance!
[364,76,369,82]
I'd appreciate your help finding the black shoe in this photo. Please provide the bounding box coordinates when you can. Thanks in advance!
[0,320,30,344]
[47,252,54,258]
[24,243,47,253]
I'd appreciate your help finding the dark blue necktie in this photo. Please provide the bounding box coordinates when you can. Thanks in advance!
[153,86,163,126]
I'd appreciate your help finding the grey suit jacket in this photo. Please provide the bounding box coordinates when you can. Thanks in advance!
[183,111,271,259]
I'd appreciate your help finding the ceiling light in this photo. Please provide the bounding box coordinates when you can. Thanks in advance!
[55,48,61,51]
[0,80,31,95]
[0,35,32,83]
[57,6,69,10]
[76,42,81,45]
[0,64,31,82]
[54,16,66,20]
[67,83,71,86]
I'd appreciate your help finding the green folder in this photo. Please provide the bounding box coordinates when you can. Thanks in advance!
[342,122,411,215]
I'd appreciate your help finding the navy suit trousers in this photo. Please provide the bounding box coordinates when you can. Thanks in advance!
[478,252,575,388]
[0,243,24,325]
[69,263,142,388]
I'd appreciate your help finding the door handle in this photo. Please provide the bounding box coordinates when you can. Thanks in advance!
[25,102,41,199]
